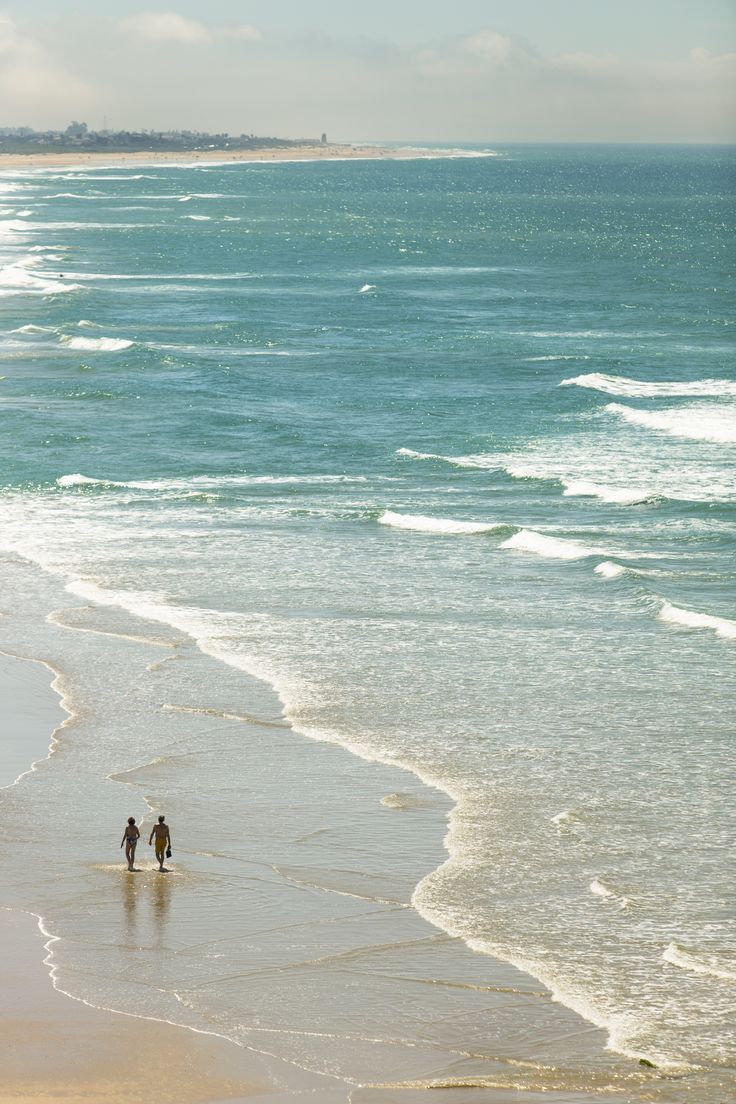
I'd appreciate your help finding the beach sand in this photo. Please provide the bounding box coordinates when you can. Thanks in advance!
[0,651,64,788]
[0,145,433,171]
[0,909,348,1104]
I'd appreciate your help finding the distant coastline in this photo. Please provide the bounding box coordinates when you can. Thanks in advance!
[0,143,454,170]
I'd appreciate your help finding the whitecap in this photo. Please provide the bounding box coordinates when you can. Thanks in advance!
[606,402,736,444]
[396,447,497,469]
[10,324,57,335]
[594,561,627,579]
[659,602,736,641]
[590,879,615,898]
[499,529,593,560]
[378,510,505,535]
[359,283,376,293]
[182,214,212,221]
[0,266,81,295]
[60,336,133,352]
[56,472,372,492]
[526,355,590,362]
[562,479,656,506]
[561,372,736,398]
[663,943,736,982]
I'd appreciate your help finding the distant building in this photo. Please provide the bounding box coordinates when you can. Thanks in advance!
[65,121,88,139]
[321,133,327,144]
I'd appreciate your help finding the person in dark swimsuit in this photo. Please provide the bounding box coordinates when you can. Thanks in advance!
[120,817,140,871]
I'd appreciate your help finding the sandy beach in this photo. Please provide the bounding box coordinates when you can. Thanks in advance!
[0,144,433,171]
[0,910,347,1104]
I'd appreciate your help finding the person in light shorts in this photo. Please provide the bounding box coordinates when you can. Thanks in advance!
[148,815,171,871]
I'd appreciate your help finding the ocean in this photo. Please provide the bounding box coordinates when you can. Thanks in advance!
[0,145,734,1099]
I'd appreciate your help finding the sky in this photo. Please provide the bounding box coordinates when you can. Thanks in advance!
[1,1,735,142]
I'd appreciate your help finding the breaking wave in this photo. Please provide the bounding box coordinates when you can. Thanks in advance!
[606,403,736,444]
[60,335,134,352]
[378,510,507,535]
[659,602,736,641]
[499,529,595,560]
[562,479,657,506]
[663,944,736,982]
[561,372,736,398]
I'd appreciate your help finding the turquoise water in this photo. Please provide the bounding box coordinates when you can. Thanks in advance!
[0,146,734,1088]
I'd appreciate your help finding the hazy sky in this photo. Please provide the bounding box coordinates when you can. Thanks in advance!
[1,1,735,141]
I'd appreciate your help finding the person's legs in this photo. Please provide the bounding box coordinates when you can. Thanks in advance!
[155,838,165,869]
[125,841,134,870]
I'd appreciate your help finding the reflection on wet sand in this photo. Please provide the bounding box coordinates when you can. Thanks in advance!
[151,867,171,942]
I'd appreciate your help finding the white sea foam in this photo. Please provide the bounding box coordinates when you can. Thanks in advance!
[561,372,736,398]
[60,336,134,352]
[0,266,81,295]
[359,283,376,293]
[56,472,372,491]
[594,561,627,579]
[0,218,30,233]
[663,944,736,982]
[183,214,212,221]
[378,510,504,535]
[590,879,615,898]
[10,324,57,335]
[76,319,101,329]
[526,355,590,362]
[606,402,736,444]
[499,529,593,560]
[659,602,736,641]
[396,447,497,469]
[562,479,655,506]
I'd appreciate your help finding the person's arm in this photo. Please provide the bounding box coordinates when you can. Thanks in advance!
[120,831,126,848]
[167,828,172,847]
[148,830,154,845]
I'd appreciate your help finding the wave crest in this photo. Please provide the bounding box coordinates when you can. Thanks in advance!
[561,372,736,398]
[378,510,506,535]
[500,529,593,560]
[606,402,736,444]
[659,602,736,641]
[60,335,134,352]
[663,943,736,982]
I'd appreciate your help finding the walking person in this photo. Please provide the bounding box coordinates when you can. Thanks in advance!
[120,817,140,871]
[148,815,171,871]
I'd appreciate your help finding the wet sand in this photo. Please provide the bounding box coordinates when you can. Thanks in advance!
[0,651,65,788]
[0,909,344,1103]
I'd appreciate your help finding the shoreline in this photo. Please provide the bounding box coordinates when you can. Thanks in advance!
[0,144,472,171]
[0,909,342,1103]
[0,650,68,788]
[0,560,659,1102]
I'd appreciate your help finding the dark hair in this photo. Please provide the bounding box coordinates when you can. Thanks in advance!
[127,817,135,825]
[158,815,165,823]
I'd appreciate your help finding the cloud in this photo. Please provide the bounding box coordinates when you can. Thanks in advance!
[118,12,261,46]
[462,30,514,66]
[0,12,93,115]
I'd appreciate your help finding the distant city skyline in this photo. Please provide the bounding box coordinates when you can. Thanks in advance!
[1,2,734,142]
